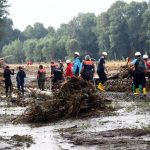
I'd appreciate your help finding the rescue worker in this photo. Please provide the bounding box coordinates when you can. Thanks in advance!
[58,59,64,70]
[37,65,46,91]
[52,64,63,88]
[131,52,147,96]
[50,61,56,75]
[73,52,82,76]
[3,66,14,97]
[81,55,95,82]
[65,60,73,78]
[16,66,26,96]
[143,54,150,68]
[97,52,108,91]
[143,54,150,79]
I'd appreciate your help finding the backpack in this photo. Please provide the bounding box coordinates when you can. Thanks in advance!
[135,58,146,73]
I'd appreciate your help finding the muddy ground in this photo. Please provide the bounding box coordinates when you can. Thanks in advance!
[0,65,150,149]
[0,89,150,149]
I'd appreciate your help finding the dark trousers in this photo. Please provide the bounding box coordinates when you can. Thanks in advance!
[38,80,45,90]
[81,73,93,82]
[97,72,107,84]
[17,82,24,94]
[5,81,12,96]
[133,72,146,88]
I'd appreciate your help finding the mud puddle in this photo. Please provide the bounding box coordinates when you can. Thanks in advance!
[0,92,150,149]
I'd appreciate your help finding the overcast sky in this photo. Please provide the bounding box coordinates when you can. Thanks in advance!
[8,0,147,31]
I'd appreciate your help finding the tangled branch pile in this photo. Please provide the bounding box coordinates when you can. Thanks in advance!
[105,79,132,92]
[105,65,132,92]
[106,65,150,92]
[16,77,106,123]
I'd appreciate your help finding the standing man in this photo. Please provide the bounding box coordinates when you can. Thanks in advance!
[50,61,56,75]
[16,66,26,96]
[37,65,46,91]
[52,64,63,89]
[73,52,82,76]
[81,55,95,82]
[97,52,108,91]
[131,52,147,96]
[58,59,64,71]
[3,66,14,97]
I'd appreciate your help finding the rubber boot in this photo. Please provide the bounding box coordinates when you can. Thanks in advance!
[139,85,143,93]
[98,83,105,91]
[143,88,147,96]
[132,83,135,93]
[134,88,139,95]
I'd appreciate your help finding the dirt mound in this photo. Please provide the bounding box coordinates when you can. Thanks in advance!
[106,65,150,92]
[16,77,106,123]
[105,79,132,92]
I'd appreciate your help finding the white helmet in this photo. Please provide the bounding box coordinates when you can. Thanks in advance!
[135,52,141,56]
[143,54,148,59]
[74,52,80,56]
[66,60,71,63]
[102,52,108,56]
[85,55,91,60]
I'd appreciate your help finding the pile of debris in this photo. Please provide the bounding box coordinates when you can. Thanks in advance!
[15,77,106,123]
[105,65,150,92]
[105,65,132,92]
[0,71,3,85]
[105,79,132,92]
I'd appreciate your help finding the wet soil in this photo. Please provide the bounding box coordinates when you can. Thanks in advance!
[0,68,150,149]
[0,84,150,150]
[56,92,150,150]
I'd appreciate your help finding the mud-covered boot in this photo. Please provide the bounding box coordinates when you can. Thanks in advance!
[134,88,139,95]
[143,88,147,96]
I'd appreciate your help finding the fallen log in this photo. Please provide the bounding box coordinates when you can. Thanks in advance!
[25,88,53,100]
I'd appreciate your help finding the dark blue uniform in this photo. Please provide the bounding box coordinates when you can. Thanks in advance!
[97,56,107,84]
[16,70,26,95]
[3,68,14,97]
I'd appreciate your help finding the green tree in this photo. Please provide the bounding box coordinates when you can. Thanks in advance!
[0,0,9,54]
[23,25,34,39]
[2,39,24,63]
[108,1,130,59]
[96,12,110,56]
[23,39,37,61]
[124,1,148,55]
[42,37,56,61]
[33,22,48,39]
[66,39,79,57]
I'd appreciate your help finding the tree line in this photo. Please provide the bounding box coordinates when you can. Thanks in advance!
[1,0,150,63]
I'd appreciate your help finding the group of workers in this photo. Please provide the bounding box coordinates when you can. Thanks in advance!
[36,51,107,91]
[38,51,108,91]
[2,51,150,98]
[3,66,26,97]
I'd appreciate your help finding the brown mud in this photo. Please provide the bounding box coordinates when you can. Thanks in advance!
[0,135,34,150]
[58,127,150,150]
